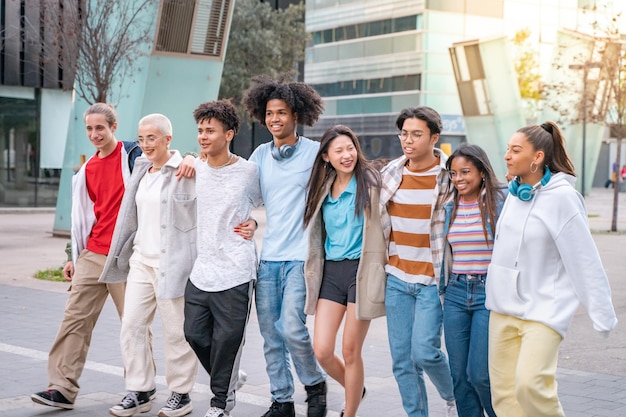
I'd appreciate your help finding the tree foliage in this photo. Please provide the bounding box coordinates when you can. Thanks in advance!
[511,28,542,121]
[512,29,542,102]
[542,2,625,230]
[541,5,623,127]
[219,0,308,106]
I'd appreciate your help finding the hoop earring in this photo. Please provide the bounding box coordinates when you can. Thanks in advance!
[530,161,538,173]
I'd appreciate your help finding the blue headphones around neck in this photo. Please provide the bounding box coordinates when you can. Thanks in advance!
[509,166,552,202]
[271,135,299,161]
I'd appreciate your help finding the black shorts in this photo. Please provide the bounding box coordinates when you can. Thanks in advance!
[319,259,359,306]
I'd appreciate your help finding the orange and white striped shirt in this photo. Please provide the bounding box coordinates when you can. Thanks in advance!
[386,161,440,285]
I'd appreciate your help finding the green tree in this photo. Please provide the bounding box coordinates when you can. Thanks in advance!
[219,0,308,106]
[511,29,542,121]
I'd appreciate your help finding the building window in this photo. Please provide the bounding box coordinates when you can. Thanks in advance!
[449,43,492,116]
[312,74,421,97]
[312,15,421,45]
[427,0,504,18]
[155,0,231,57]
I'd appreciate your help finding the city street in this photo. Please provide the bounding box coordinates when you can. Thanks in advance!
[1,187,626,416]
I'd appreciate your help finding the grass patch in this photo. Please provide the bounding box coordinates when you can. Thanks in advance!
[34,267,66,282]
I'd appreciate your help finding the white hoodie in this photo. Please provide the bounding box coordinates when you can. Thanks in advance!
[485,172,617,338]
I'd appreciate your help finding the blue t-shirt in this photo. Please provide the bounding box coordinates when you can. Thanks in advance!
[322,175,363,261]
[249,137,319,261]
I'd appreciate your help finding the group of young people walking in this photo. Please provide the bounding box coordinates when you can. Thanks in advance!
[30,74,617,417]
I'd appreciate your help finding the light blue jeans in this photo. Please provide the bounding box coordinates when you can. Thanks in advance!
[385,274,455,417]
[255,260,325,402]
[443,273,496,417]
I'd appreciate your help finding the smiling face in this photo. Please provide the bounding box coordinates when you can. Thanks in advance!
[85,113,117,156]
[449,156,483,201]
[197,117,233,159]
[323,134,358,178]
[265,99,297,142]
[137,123,171,167]
[505,131,543,183]
[399,117,439,168]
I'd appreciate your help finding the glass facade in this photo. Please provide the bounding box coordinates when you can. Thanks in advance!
[0,95,59,207]
[312,14,421,44]
[312,74,421,97]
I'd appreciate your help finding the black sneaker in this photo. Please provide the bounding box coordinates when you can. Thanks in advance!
[158,392,192,417]
[261,401,295,417]
[109,388,157,417]
[31,389,74,409]
[305,381,327,417]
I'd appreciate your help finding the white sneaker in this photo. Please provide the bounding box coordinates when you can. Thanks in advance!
[204,406,228,417]
[445,400,458,417]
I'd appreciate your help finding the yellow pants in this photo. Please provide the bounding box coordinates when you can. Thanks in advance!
[488,312,565,417]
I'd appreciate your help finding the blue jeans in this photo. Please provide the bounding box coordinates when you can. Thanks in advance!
[255,261,325,402]
[385,274,455,417]
[443,274,497,417]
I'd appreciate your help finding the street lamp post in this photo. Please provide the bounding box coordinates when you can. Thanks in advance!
[569,61,602,197]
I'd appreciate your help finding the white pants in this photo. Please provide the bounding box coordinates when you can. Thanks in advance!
[121,260,198,393]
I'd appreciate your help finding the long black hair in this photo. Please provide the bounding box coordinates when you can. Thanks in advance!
[444,144,504,243]
[303,125,379,228]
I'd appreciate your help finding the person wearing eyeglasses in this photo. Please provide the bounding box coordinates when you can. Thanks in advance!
[440,144,505,417]
[101,113,255,417]
[100,114,197,417]
[380,106,457,417]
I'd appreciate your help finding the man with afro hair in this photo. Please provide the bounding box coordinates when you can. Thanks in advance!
[243,74,327,417]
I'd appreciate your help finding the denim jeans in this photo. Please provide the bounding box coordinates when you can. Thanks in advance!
[255,260,325,402]
[443,273,497,417]
[385,274,455,417]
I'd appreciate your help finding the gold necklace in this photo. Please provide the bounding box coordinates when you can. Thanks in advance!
[208,153,233,169]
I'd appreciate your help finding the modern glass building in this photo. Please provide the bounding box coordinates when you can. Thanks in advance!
[302,0,624,161]
[0,0,234,219]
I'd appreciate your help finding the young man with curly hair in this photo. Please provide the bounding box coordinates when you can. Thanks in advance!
[184,100,262,417]
[243,74,327,417]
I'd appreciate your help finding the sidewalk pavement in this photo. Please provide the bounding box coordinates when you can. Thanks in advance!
[1,187,626,417]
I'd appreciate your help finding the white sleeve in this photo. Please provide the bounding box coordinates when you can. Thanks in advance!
[554,212,618,335]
